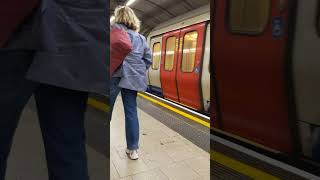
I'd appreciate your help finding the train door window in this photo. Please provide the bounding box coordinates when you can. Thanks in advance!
[181,31,198,72]
[164,36,176,71]
[152,42,161,70]
[228,0,270,34]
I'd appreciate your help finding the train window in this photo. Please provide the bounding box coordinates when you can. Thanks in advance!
[228,0,270,34]
[181,31,198,73]
[164,36,176,71]
[152,42,161,70]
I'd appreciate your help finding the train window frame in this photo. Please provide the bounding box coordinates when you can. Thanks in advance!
[181,31,198,73]
[164,36,176,71]
[227,0,271,35]
[151,42,161,70]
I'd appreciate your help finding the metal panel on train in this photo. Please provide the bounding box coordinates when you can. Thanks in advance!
[212,0,293,153]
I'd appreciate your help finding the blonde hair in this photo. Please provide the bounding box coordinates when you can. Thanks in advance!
[113,6,140,32]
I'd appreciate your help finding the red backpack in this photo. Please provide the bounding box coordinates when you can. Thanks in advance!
[110,25,132,76]
[0,0,40,47]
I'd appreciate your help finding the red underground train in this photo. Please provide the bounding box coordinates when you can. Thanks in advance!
[211,0,320,173]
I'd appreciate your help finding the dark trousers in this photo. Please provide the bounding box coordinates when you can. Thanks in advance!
[0,50,89,180]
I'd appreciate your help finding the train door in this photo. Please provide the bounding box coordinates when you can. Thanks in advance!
[160,30,180,102]
[213,0,293,152]
[292,0,320,160]
[176,23,206,110]
[148,36,162,96]
[201,23,211,113]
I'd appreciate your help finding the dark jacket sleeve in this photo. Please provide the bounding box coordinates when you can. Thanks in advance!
[25,0,109,94]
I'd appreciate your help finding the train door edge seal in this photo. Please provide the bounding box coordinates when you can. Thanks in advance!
[283,0,301,160]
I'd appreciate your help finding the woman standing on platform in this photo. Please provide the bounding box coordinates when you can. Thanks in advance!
[110,6,152,160]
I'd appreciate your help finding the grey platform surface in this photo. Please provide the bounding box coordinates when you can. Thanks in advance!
[5,99,109,180]
[137,96,210,153]
[110,95,210,180]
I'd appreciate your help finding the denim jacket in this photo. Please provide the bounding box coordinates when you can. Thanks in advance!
[112,23,152,92]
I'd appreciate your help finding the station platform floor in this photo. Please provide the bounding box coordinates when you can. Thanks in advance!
[110,95,210,180]
[5,97,108,180]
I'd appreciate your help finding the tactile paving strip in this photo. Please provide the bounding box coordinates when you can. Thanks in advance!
[211,161,253,180]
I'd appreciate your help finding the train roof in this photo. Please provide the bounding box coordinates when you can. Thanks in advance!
[147,4,210,40]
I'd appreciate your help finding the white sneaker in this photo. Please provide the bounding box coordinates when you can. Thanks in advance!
[125,149,139,160]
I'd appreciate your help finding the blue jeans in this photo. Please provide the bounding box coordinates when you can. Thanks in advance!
[0,50,89,180]
[109,77,139,150]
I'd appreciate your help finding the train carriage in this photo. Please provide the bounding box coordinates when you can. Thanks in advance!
[146,5,211,114]
[211,0,320,169]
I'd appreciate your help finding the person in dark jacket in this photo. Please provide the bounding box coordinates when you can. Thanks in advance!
[0,0,108,179]
[110,6,152,160]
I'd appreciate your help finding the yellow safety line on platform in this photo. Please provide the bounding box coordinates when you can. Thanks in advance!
[137,93,210,128]
[212,151,280,180]
[87,98,109,112]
